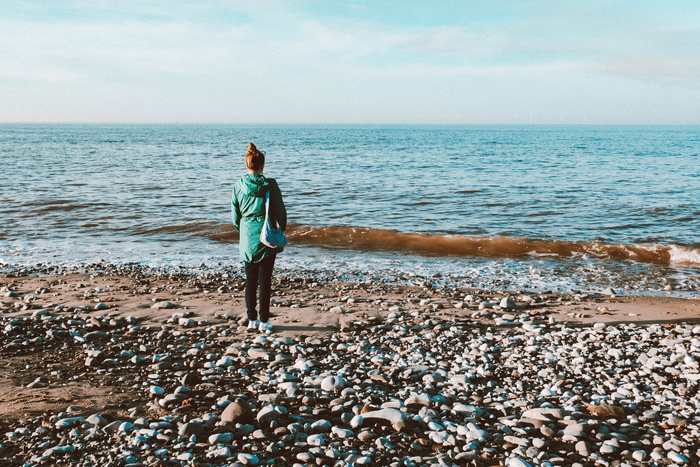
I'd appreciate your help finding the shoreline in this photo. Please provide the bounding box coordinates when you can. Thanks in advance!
[2,262,699,331]
[2,264,700,465]
[3,249,699,301]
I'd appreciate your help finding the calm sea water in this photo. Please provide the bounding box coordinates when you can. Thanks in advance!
[1,124,699,295]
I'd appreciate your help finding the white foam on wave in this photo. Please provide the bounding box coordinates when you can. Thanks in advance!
[668,245,700,266]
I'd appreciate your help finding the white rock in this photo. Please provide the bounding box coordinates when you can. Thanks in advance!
[247,348,271,360]
[257,404,287,427]
[452,404,482,419]
[427,421,444,431]
[668,452,688,463]
[307,434,325,446]
[507,458,533,467]
[216,357,235,367]
[495,318,517,326]
[361,408,406,425]
[321,375,345,392]
[600,444,616,454]
[310,419,332,433]
[237,453,259,465]
[294,359,312,372]
[297,452,315,462]
[521,408,565,421]
[208,433,234,444]
[503,435,529,446]
[86,414,107,426]
[430,431,450,444]
[350,415,364,428]
[575,440,589,455]
[345,455,372,465]
[405,393,431,406]
[55,417,85,428]
[564,423,587,437]
[118,421,133,432]
[207,447,232,459]
[331,426,354,438]
[449,375,471,387]
[32,309,50,318]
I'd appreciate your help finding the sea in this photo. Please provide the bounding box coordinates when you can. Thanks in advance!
[1,124,699,296]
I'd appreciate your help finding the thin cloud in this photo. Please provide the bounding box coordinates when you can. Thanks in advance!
[1,0,699,123]
[583,57,700,87]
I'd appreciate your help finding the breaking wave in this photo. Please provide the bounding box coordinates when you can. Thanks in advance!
[287,225,699,267]
[144,223,700,268]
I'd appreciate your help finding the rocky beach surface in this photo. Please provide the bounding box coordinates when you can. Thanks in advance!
[1,263,700,467]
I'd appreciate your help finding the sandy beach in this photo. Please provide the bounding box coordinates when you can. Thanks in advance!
[2,264,700,466]
[3,264,699,339]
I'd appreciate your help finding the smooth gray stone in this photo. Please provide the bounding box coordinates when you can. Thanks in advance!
[178,421,204,437]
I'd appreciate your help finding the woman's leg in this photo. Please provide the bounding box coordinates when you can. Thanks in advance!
[257,253,277,323]
[244,261,260,321]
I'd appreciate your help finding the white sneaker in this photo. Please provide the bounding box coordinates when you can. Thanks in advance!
[247,319,259,329]
[258,321,272,332]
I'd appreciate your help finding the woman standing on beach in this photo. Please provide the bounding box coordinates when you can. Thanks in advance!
[231,143,287,332]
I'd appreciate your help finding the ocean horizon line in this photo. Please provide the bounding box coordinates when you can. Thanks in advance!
[2,122,699,128]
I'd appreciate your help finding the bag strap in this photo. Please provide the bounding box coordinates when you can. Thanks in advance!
[264,190,271,217]
[264,190,277,229]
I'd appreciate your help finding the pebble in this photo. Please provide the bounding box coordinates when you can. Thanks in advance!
[668,452,689,463]
[508,458,533,467]
[563,422,588,437]
[521,408,565,421]
[221,399,253,424]
[246,348,270,360]
[320,374,344,392]
[306,433,325,446]
[178,421,203,437]
[365,408,406,425]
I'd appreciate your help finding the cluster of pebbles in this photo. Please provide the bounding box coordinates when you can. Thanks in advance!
[1,265,700,466]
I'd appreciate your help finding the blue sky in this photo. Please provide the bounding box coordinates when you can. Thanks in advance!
[2,0,699,124]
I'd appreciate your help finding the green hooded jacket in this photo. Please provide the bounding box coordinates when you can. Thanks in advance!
[231,174,287,263]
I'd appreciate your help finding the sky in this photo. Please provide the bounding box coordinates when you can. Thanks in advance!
[1,0,700,124]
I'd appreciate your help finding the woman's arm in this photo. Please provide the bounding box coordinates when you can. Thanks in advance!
[231,186,242,232]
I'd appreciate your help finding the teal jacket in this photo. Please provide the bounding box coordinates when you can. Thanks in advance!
[231,174,287,263]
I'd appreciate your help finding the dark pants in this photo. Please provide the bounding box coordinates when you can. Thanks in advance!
[244,254,276,323]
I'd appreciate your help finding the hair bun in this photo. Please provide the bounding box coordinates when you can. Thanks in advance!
[248,142,257,152]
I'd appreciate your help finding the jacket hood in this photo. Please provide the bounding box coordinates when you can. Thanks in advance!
[239,174,271,197]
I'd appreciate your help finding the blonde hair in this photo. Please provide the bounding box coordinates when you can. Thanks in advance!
[246,143,265,172]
